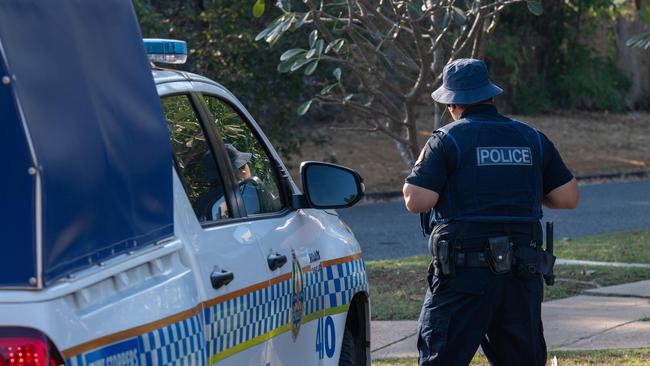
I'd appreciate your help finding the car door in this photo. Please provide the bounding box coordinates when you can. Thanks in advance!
[158,86,270,366]
[198,90,328,365]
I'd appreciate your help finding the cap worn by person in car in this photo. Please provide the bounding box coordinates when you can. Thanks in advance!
[225,143,252,170]
[431,58,503,105]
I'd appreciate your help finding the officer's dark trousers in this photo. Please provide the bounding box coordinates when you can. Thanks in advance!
[417,266,546,366]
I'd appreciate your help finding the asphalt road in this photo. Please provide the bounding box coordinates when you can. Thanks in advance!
[338,179,650,260]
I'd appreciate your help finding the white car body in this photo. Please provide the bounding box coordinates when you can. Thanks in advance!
[0,69,370,366]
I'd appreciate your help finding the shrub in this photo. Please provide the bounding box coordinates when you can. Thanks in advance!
[485,0,632,114]
[133,0,312,156]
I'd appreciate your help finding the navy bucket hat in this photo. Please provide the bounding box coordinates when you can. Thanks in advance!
[431,58,503,105]
[225,143,252,170]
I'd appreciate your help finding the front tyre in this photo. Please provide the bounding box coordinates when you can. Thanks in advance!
[339,322,365,366]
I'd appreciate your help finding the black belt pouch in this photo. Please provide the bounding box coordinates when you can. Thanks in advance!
[487,236,513,274]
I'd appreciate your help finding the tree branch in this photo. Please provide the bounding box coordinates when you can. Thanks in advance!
[447,10,485,64]
[317,96,411,145]
[479,0,524,11]
[329,126,379,132]
[305,0,337,42]
[405,17,432,101]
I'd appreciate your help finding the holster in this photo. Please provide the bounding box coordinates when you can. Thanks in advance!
[429,233,455,276]
[420,210,433,236]
[486,236,513,274]
[514,241,556,280]
[538,250,556,278]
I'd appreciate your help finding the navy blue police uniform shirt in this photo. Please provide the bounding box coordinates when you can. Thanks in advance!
[406,104,574,241]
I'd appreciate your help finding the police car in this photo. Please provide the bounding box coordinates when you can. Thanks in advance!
[0,2,369,365]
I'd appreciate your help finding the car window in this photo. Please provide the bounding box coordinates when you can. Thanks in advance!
[203,95,284,215]
[162,95,231,223]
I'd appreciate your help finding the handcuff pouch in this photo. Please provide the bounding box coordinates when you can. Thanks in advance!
[487,236,513,274]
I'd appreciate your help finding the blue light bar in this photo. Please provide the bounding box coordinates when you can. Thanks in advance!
[143,38,187,64]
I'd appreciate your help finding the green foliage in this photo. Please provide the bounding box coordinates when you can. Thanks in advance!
[297,99,313,116]
[510,77,551,115]
[554,49,631,112]
[203,95,281,201]
[484,32,551,115]
[161,95,211,204]
[252,0,265,18]
[255,0,541,125]
[486,0,632,113]
[527,0,544,16]
[133,0,313,156]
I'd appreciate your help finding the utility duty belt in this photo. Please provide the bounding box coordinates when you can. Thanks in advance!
[429,222,556,285]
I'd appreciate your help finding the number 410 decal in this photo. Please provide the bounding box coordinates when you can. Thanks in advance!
[315,316,336,360]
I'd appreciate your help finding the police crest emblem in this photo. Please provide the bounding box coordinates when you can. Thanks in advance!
[291,250,305,340]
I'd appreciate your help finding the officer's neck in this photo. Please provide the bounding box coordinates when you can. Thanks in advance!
[457,103,496,120]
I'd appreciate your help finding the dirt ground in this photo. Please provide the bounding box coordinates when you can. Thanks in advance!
[286,110,650,192]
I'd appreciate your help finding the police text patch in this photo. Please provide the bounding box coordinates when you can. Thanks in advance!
[476,147,532,166]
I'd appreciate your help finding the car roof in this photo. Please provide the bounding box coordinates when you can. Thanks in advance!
[151,68,245,113]
[152,68,222,88]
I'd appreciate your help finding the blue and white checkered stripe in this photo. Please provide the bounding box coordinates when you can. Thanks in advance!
[67,353,84,366]
[304,258,368,314]
[203,256,368,357]
[66,313,205,366]
[139,314,204,365]
[304,263,324,315]
[65,256,367,365]
[203,278,293,356]
[323,258,368,309]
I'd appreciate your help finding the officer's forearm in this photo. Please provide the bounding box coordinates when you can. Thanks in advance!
[402,183,439,213]
[543,178,579,209]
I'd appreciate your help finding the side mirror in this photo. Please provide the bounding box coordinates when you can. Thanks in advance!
[300,161,364,209]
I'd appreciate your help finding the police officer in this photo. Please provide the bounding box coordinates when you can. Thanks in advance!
[403,58,579,366]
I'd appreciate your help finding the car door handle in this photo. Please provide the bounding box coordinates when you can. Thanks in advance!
[210,269,234,289]
[267,253,287,271]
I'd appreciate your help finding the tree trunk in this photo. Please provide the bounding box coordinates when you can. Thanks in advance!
[615,16,650,107]
[384,119,416,168]
[431,47,445,131]
[433,103,444,131]
[395,139,416,169]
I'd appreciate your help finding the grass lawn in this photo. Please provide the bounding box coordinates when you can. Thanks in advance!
[367,229,650,320]
[366,255,428,321]
[367,257,650,320]
[555,230,650,263]
[543,264,650,300]
[373,348,650,365]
